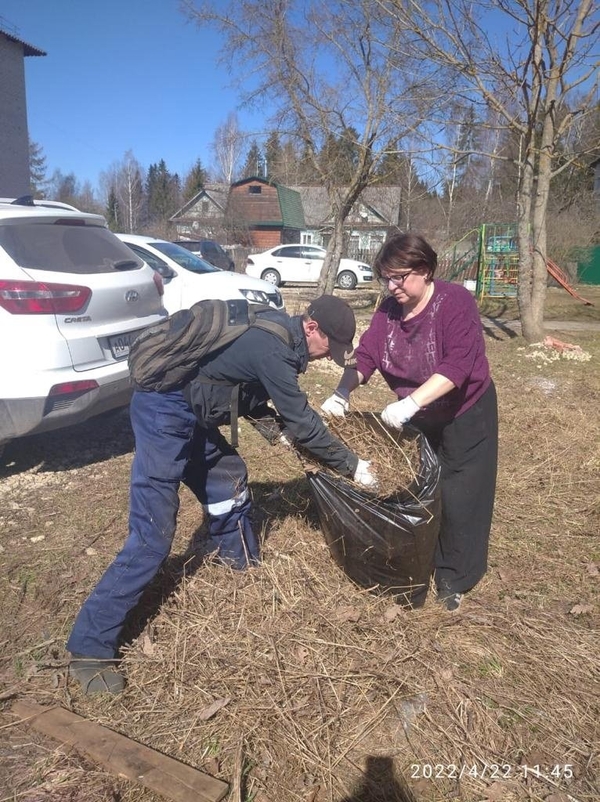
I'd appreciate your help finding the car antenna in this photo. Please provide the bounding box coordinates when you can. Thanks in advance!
[11,195,35,206]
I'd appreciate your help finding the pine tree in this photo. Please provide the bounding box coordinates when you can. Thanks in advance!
[317,129,360,185]
[29,139,48,198]
[376,141,403,185]
[241,141,263,179]
[264,132,283,181]
[105,185,121,230]
[279,139,301,184]
[183,158,208,201]
[49,170,79,206]
[297,142,318,185]
[451,105,480,197]
[146,159,180,224]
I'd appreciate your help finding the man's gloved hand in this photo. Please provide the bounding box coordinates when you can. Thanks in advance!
[353,459,378,488]
[381,395,421,429]
[321,392,349,417]
[251,416,282,445]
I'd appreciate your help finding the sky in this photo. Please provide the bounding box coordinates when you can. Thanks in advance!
[1,0,260,194]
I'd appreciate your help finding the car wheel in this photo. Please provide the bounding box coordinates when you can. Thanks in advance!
[261,268,281,286]
[337,270,357,290]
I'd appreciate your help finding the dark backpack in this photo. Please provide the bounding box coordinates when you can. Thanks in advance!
[128,298,292,393]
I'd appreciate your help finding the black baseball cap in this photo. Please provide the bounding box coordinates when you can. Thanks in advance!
[307,295,357,368]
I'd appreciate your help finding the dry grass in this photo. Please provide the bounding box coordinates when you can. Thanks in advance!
[324,413,421,495]
[0,321,599,802]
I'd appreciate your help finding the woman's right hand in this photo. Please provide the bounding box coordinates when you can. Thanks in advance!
[381,395,421,428]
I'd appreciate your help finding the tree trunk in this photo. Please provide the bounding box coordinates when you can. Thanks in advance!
[318,215,345,295]
[317,169,372,295]
[516,142,544,342]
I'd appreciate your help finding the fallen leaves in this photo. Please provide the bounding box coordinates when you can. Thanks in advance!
[198,697,231,721]
[569,603,594,616]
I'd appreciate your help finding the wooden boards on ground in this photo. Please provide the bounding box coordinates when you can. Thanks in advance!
[11,700,229,802]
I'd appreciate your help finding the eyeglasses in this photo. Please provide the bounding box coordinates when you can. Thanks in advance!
[378,271,414,288]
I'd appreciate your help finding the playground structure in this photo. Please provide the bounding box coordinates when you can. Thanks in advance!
[438,223,593,304]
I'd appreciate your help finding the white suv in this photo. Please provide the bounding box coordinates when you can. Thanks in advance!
[0,198,165,452]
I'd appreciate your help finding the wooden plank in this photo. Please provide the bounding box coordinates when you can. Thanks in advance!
[11,701,229,802]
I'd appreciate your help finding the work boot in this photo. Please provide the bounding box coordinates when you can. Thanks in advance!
[69,655,125,695]
[439,591,463,611]
[436,581,463,612]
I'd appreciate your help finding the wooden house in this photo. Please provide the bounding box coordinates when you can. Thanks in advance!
[169,184,229,240]
[225,177,305,249]
[169,178,402,260]
[290,185,401,261]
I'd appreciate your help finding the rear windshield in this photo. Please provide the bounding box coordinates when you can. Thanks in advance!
[0,221,145,274]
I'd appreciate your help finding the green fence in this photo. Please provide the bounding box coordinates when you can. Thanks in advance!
[576,246,600,285]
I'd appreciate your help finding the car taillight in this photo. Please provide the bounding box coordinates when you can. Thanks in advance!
[152,271,164,296]
[49,380,99,396]
[45,381,99,414]
[0,280,91,314]
[247,257,255,266]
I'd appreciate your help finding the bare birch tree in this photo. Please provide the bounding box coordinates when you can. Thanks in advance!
[181,0,431,294]
[211,112,246,184]
[100,150,145,233]
[378,0,599,342]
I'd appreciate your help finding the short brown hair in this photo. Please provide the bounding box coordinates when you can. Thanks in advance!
[373,233,438,280]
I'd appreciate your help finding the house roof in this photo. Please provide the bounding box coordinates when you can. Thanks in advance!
[276,184,305,229]
[0,26,46,56]
[230,177,305,229]
[290,185,401,228]
[170,180,402,229]
[169,183,229,221]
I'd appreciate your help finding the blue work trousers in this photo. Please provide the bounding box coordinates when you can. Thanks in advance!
[67,389,258,659]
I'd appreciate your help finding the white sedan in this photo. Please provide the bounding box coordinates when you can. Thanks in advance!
[245,244,373,290]
[117,235,284,314]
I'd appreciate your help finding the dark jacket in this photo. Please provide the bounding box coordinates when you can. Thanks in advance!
[183,311,358,476]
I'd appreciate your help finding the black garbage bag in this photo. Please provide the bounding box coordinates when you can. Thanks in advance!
[307,424,441,609]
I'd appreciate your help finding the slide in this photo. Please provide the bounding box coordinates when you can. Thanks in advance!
[546,258,593,305]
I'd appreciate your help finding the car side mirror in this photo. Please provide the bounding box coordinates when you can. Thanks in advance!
[154,265,176,280]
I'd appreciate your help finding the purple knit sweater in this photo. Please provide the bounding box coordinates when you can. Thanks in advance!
[356,280,491,423]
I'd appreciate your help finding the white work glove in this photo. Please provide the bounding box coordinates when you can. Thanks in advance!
[353,459,378,489]
[381,395,421,429]
[321,392,349,417]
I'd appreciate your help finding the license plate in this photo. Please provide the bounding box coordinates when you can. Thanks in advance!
[108,329,141,360]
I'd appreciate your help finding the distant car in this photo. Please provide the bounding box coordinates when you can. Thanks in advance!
[174,239,235,271]
[0,197,165,452]
[117,234,284,314]
[245,244,373,290]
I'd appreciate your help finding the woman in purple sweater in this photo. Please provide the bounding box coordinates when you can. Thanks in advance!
[321,233,498,611]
